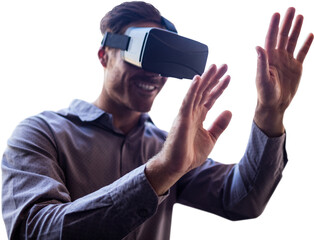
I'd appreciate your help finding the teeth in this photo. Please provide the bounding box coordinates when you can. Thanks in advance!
[137,82,156,91]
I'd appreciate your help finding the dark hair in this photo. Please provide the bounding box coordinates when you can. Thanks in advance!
[100,1,162,35]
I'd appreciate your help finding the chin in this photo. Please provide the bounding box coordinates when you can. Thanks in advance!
[128,98,155,113]
[137,106,152,113]
[134,103,153,113]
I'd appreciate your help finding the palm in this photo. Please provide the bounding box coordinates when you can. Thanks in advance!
[256,8,313,112]
[191,127,219,168]
[168,118,214,172]
[262,49,302,109]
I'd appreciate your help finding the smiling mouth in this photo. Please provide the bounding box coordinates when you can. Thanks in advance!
[135,82,157,92]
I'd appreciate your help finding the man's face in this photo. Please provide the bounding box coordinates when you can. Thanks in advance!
[102,22,168,113]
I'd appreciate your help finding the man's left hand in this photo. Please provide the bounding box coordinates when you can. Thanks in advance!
[254,7,313,137]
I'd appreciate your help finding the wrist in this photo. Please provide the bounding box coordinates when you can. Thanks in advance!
[254,104,285,137]
[145,155,184,196]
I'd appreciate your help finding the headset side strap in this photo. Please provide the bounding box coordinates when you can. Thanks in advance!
[101,32,130,50]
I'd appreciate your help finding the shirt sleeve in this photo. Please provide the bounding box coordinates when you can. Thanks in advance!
[176,121,287,220]
[1,117,160,240]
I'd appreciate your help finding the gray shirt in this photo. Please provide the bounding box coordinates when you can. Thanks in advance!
[2,99,287,240]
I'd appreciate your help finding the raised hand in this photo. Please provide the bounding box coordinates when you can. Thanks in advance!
[146,65,232,195]
[163,65,232,174]
[254,7,313,136]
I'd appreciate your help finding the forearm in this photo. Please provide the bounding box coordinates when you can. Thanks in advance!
[61,165,159,239]
[3,160,158,240]
[174,122,287,221]
[223,122,287,220]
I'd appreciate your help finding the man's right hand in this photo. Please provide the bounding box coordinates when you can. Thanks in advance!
[145,64,232,195]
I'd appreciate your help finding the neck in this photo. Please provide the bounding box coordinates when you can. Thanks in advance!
[93,97,142,135]
[112,109,142,134]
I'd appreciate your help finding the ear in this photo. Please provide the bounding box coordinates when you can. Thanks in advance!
[98,48,108,68]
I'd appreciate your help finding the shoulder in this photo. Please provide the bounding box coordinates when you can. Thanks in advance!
[7,111,62,148]
[14,110,72,134]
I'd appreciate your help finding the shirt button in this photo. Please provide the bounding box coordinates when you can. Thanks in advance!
[137,208,149,218]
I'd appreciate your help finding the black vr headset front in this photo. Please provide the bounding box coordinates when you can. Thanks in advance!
[101,18,208,80]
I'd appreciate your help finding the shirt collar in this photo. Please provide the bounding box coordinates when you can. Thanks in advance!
[66,99,153,126]
[68,99,106,122]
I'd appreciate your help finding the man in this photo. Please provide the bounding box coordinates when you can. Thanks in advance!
[2,1,313,239]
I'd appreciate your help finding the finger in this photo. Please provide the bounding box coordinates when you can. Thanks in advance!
[296,33,314,63]
[277,7,295,50]
[255,46,270,84]
[207,110,232,141]
[199,64,228,106]
[179,75,202,116]
[211,64,228,84]
[193,65,218,109]
[200,65,228,92]
[201,64,217,81]
[203,75,231,109]
[198,64,218,98]
[265,12,280,51]
[286,15,303,54]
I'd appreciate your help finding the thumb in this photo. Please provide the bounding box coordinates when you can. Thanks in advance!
[255,46,269,82]
[207,110,232,141]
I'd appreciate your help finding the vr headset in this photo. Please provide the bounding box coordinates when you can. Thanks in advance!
[101,19,208,79]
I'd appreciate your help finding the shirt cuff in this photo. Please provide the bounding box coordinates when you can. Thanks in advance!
[105,165,159,236]
[241,121,288,183]
[251,121,287,166]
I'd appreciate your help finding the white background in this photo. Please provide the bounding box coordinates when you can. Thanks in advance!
[0,0,313,239]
